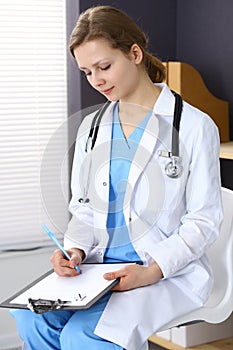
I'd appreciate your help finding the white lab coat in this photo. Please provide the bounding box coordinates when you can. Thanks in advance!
[64,84,223,350]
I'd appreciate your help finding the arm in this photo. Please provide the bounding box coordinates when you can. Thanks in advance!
[63,114,96,257]
[105,113,223,290]
[146,112,223,279]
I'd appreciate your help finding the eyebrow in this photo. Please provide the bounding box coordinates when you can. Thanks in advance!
[79,58,111,70]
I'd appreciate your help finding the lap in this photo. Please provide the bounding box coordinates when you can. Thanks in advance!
[11,308,75,330]
[11,292,111,326]
[11,292,122,350]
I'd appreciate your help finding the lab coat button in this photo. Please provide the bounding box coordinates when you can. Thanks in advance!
[103,182,107,186]
[129,217,132,222]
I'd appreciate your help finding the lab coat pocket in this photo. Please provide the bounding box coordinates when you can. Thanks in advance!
[132,159,165,225]
[155,155,188,211]
[140,156,187,235]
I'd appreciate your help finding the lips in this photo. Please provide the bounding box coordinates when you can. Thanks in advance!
[102,87,114,95]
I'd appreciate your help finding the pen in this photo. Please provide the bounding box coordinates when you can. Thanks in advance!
[42,224,82,274]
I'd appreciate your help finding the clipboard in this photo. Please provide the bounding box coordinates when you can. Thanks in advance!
[0,263,128,313]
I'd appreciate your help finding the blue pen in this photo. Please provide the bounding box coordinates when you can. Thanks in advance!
[42,224,81,274]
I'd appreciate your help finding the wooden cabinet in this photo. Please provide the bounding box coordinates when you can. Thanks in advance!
[164,62,230,143]
[164,61,232,189]
[149,334,233,350]
[220,142,233,191]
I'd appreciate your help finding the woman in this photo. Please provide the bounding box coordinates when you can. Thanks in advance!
[12,5,223,350]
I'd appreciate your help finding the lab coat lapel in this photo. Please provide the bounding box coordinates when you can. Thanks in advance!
[124,83,175,202]
[94,101,114,151]
[124,114,159,211]
[89,103,114,215]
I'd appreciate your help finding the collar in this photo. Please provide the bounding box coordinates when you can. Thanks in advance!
[101,82,175,124]
[152,83,176,116]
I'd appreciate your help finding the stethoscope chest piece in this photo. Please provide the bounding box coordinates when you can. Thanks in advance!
[165,156,182,178]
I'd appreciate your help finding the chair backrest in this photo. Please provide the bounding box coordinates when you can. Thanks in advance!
[204,187,233,321]
[158,187,233,331]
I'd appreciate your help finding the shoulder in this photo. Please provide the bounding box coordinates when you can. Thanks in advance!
[77,107,99,137]
[155,83,218,134]
[181,100,219,136]
[77,101,115,139]
[180,101,220,156]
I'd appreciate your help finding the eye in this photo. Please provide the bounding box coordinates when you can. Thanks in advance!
[100,64,111,71]
[84,71,91,77]
[80,69,91,77]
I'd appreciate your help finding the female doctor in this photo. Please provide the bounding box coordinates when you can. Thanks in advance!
[12,5,223,350]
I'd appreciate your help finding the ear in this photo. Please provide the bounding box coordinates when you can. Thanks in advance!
[130,44,143,64]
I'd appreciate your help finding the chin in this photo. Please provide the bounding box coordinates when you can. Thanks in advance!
[105,96,118,102]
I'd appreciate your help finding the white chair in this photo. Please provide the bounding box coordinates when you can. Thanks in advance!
[23,187,233,349]
[156,186,233,332]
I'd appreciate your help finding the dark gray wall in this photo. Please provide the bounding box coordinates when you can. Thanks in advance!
[67,0,233,139]
[176,0,233,139]
[66,0,81,117]
[79,0,177,109]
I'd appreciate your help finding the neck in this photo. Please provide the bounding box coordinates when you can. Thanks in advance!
[120,69,161,106]
[118,74,161,126]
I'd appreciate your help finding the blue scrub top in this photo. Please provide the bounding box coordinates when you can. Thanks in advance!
[104,104,152,263]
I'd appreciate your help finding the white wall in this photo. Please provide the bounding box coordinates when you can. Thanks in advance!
[0,248,53,349]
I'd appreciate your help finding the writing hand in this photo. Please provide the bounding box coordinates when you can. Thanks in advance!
[50,248,85,277]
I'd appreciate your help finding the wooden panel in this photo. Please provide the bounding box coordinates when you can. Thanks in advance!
[149,334,233,350]
[165,62,230,142]
[220,142,233,160]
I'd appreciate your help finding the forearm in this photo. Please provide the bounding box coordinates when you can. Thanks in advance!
[146,262,164,284]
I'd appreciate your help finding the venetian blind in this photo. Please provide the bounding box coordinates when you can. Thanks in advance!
[0,0,69,250]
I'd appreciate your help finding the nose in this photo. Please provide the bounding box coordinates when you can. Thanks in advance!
[91,71,105,88]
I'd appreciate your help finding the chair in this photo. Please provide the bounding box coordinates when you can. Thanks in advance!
[155,186,233,332]
[22,187,233,349]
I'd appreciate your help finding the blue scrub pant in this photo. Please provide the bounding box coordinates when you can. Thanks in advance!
[11,293,124,350]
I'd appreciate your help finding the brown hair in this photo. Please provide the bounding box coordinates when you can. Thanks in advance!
[69,6,165,83]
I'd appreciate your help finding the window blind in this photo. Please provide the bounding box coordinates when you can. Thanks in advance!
[0,0,69,250]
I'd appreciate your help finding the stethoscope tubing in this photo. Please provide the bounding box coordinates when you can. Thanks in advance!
[83,90,183,189]
[171,91,183,157]
[85,100,111,152]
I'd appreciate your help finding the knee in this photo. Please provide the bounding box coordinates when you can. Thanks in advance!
[61,316,96,350]
[60,319,80,349]
[10,309,36,340]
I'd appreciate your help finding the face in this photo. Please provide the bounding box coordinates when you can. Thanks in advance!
[73,38,142,102]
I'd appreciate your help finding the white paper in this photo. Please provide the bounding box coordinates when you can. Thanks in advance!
[10,263,128,307]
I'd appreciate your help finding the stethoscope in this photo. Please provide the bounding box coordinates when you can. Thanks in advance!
[79,91,183,203]
[162,90,183,178]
